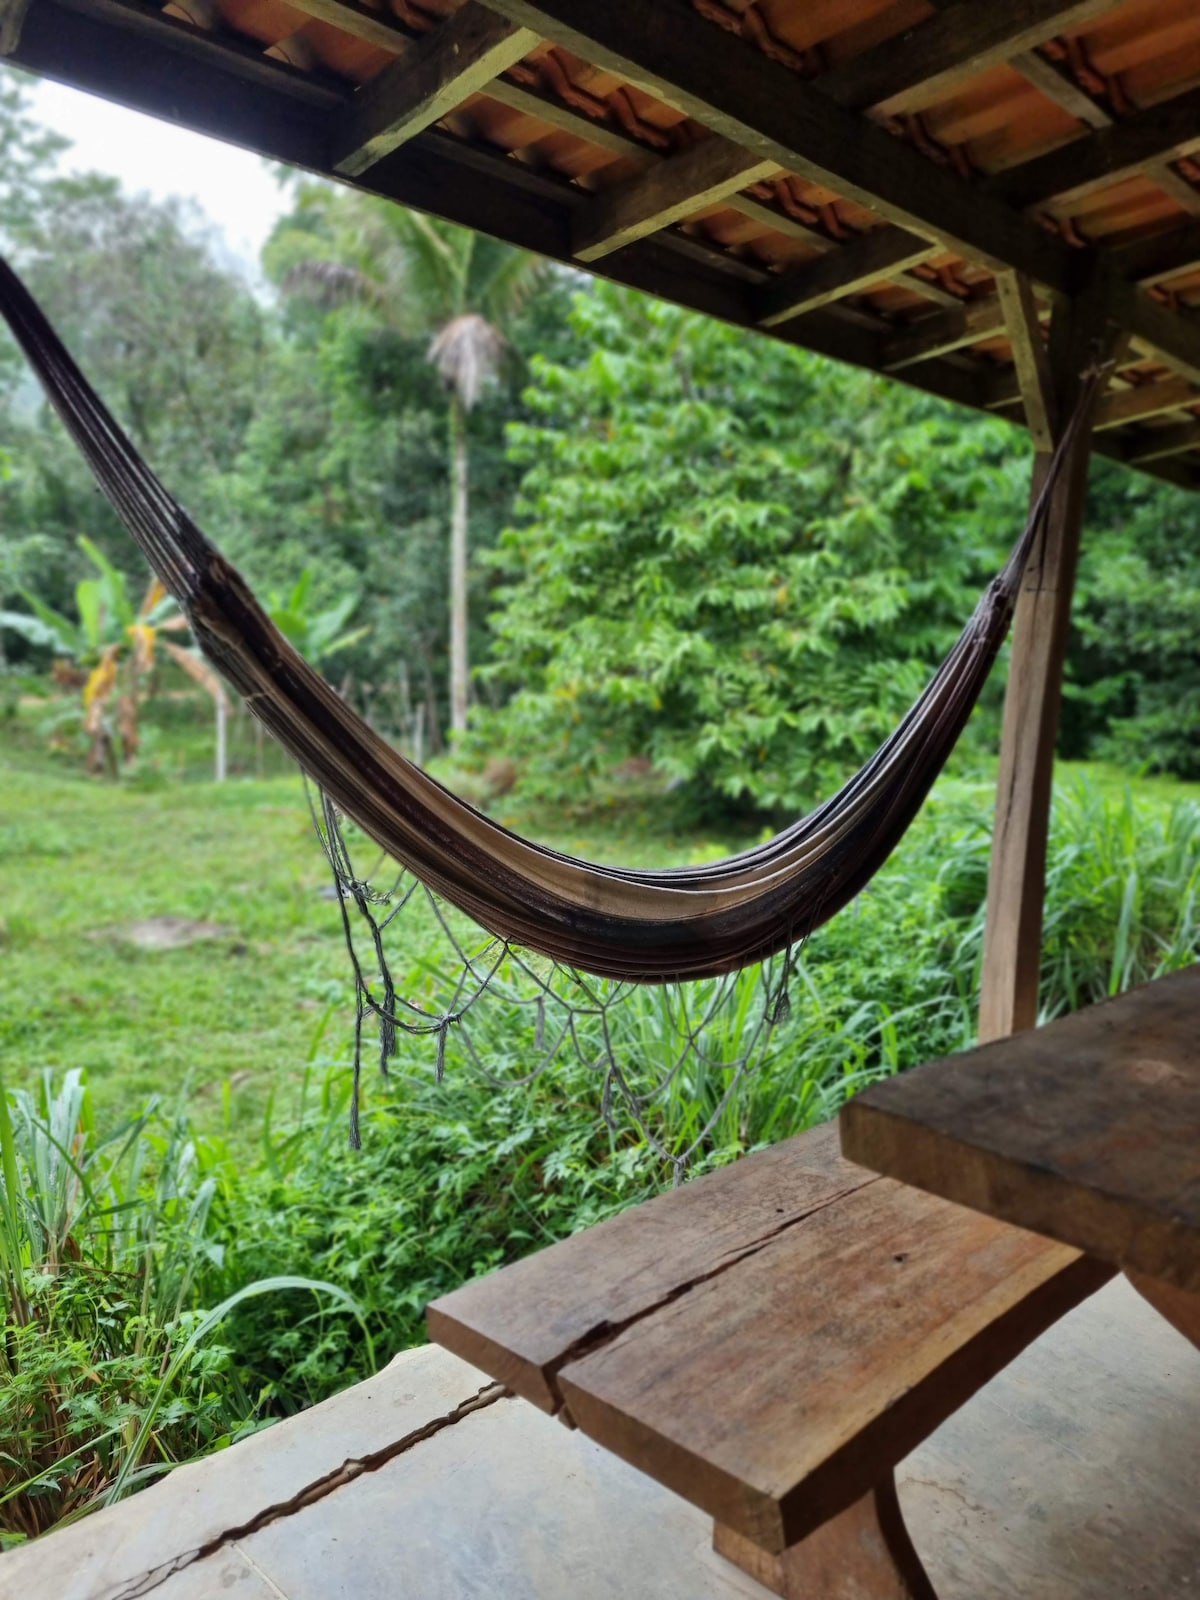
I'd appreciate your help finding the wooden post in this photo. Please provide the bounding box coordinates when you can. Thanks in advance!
[215,694,228,783]
[714,1476,935,1600]
[978,276,1114,1043]
[0,0,31,54]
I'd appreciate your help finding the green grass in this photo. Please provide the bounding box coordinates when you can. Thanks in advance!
[0,692,761,1147]
[3,687,1199,1164]
[2,685,1199,1548]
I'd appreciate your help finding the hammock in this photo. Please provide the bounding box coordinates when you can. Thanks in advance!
[0,255,1089,983]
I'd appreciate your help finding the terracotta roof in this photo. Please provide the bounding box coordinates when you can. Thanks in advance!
[10,0,1200,486]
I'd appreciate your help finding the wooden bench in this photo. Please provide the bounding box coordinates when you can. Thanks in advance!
[428,1124,1112,1599]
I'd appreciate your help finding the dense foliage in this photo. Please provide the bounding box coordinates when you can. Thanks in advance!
[477,285,1029,814]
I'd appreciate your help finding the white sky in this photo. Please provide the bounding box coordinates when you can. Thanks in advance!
[29,78,293,274]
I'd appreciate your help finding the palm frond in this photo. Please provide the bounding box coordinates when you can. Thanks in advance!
[281,259,384,312]
[470,238,546,323]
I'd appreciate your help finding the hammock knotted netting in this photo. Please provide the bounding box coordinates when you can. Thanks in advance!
[0,255,1093,1171]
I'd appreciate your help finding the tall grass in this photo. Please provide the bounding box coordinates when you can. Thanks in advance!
[0,1069,371,1549]
[3,774,1196,1549]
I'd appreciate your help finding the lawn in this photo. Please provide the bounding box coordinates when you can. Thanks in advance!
[0,691,765,1146]
[2,688,1200,1164]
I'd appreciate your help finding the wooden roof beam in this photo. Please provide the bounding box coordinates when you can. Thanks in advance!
[755,229,940,326]
[817,0,1125,117]
[996,270,1056,451]
[991,84,1200,211]
[0,0,31,53]
[282,0,960,309]
[1110,220,1200,286]
[1094,375,1200,430]
[1007,49,1200,218]
[880,299,1010,371]
[572,138,776,262]
[478,0,1076,290]
[332,2,536,176]
[1123,418,1200,463]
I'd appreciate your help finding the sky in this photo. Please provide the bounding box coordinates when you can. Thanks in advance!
[28,78,294,274]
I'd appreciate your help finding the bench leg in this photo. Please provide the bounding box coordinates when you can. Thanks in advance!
[1126,1272,1200,1350]
[714,1475,936,1599]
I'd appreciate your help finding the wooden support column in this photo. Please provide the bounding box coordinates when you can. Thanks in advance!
[978,277,1115,1043]
[714,1476,936,1599]
[0,0,32,53]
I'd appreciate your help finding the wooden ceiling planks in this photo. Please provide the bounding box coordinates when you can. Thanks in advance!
[9,0,1200,484]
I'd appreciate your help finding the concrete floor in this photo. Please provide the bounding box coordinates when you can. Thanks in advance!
[2,1277,1197,1600]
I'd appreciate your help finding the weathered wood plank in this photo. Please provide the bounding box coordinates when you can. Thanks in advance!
[0,0,32,52]
[714,1478,936,1600]
[553,1176,1106,1553]
[756,229,937,327]
[996,270,1055,450]
[992,84,1200,210]
[332,3,536,176]
[1124,417,1200,462]
[977,284,1113,1041]
[479,0,1076,288]
[880,298,1008,370]
[1094,374,1200,429]
[818,0,1125,117]
[573,137,776,262]
[430,1124,1108,1555]
[429,1124,868,1414]
[842,963,1200,1294]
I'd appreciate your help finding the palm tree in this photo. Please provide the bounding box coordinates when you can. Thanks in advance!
[275,193,543,740]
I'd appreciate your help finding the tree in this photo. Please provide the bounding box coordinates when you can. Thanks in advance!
[1062,461,1200,777]
[0,67,68,256]
[0,536,177,772]
[1,178,266,635]
[269,189,543,738]
[478,283,1029,820]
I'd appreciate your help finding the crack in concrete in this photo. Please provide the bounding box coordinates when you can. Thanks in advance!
[107,1379,509,1600]
[544,1177,877,1419]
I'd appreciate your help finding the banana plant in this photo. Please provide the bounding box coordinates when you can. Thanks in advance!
[266,569,368,667]
[0,537,179,774]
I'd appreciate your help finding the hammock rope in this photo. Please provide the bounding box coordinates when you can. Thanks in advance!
[0,253,1095,983]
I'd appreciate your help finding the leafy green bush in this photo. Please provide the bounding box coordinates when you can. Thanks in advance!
[476,283,1027,819]
[0,1070,366,1549]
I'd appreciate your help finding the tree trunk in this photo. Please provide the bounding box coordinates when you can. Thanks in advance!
[448,393,470,739]
[215,695,227,783]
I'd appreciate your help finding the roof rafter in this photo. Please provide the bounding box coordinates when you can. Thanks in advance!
[991,84,1200,211]
[572,137,777,262]
[571,0,1117,284]
[332,2,536,177]
[11,0,1200,496]
[756,229,941,326]
[1123,418,1200,462]
[997,270,1056,451]
[1005,47,1200,217]
[1111,220,1200,285]
[880,299,1010,370]
[477,0,1077,288]
[816,0,1126,116]
[1094,374,1200,429]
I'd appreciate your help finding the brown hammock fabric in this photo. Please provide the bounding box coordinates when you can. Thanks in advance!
[0,255,1092,981]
